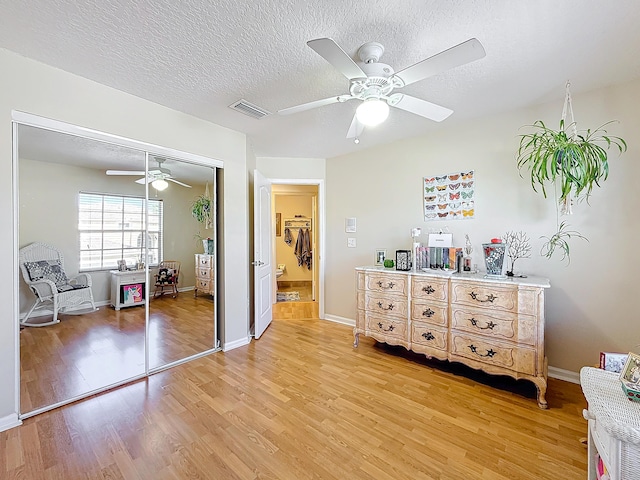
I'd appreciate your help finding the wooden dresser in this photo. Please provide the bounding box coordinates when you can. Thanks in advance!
[194,254,215,297]
[355,266,550,408]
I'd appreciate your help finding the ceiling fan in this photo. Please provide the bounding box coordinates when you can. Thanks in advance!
[278,37,486,140]
[106,157,192,190]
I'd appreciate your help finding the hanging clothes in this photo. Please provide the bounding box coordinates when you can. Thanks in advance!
[284,227,292,245]
[294,228,304,266]
[302,228,312,270]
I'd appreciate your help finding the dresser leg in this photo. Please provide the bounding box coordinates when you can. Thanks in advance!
[532,377,548,409]
[353,330,359,348]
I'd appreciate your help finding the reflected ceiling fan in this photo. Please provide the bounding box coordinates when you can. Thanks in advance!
[278,37,486,140]
[106,157,192,190]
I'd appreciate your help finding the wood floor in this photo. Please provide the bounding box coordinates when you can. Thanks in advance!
[20,292,216,413]
[4,302,588,479]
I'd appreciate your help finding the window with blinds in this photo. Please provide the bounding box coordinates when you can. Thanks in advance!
[78,192,163,271]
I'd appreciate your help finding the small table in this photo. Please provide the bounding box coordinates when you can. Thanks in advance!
[110,270,147,310]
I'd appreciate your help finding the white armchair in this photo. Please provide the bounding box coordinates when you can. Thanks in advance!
[19,242,97,327]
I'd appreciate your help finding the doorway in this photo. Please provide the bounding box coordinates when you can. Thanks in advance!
[271,183,321,316]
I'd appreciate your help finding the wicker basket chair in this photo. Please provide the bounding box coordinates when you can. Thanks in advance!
[19,242,97,327]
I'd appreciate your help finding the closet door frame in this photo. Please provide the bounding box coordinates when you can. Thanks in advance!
[12,110,222,420]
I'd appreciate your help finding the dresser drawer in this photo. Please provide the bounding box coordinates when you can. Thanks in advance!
[360,272,408,296]
[411,301,447,327]
[411,322,447,351]
[411,277,448,302]
[195,254,213,268]
[450,332,536,375]
[196,266,213,279]
[195,278,214,291]
[362,292,408,320]
[366,315,407,341]
[451,307,529,344]
[450,281,517,313]
[122,272,145,284]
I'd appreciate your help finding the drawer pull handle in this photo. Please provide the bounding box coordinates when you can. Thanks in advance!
[422,285,435,294]
[377,322,395,332]
[470,318,496,330]
[377,301,394,311]
[468,344,497,358]
[470,291,497,303]
[422,332,435,341]
[377,280,396,289]
[422,308,435,317]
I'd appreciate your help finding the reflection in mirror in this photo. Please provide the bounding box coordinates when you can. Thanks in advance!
[148,157,217,369]
[18,125,147,414]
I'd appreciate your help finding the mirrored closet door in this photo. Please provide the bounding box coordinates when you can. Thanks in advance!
[147,157,217,370]
[17,122,219,417]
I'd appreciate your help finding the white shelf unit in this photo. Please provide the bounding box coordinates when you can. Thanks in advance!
[110,270,147,310]
[581,366,640,480]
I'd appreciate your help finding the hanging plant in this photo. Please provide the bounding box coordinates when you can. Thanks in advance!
[515,82,626,263]
[516,119,626,202]
[191,194,212,225]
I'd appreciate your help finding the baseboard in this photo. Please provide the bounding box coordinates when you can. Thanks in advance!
[548,366,580,384]
[0,413,21,433]
[222,336,251,352]
[323,314,355,327]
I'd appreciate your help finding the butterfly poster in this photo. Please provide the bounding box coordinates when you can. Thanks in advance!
[424,170,475,221]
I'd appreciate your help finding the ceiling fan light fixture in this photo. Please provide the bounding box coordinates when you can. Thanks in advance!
[356,98,389,127]
[152,178,168,191]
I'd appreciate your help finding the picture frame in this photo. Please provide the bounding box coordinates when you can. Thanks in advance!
[375,249,386,266]
[620,352,640,387]
[117,259,127,271]
[276,212,282,237]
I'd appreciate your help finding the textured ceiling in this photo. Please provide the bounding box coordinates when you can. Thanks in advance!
[2,0,640,159]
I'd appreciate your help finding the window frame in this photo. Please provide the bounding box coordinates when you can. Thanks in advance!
[78,191,163,272]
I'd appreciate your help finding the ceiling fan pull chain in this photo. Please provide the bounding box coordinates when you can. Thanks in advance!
[560,80,576,216]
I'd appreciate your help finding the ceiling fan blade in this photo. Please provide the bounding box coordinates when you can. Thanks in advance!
[166,178,192,188]
[278,96,346,115]
[106,170,145,176]
[307,38,367,80]
[393,38,486,87]
[346,113,364,139]
[134,177,149,185]
[390,94,453,122]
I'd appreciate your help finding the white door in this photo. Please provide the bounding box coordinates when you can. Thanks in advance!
[311,194,317,301]
[254,170,273,339]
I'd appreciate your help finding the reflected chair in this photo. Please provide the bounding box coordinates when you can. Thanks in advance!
[19,242,97,327]
[153,260,181,298]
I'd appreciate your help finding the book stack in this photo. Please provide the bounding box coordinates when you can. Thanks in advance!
[425,247,462,270]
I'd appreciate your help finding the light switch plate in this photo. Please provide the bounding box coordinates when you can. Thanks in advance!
[347,238,356,248]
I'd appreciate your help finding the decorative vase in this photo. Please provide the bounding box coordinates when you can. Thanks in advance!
[202,239,214,255]
[482,243,508,279]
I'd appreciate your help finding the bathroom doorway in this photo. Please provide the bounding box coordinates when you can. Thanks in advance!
[272,184,319,305]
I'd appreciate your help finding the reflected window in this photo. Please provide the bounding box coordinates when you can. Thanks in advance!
[78,192,163,270]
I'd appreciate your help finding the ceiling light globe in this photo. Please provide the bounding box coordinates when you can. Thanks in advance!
[152,179,169,191]
[356,98,389,127]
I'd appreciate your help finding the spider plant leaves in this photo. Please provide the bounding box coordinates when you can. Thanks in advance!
[517,120,626,201]
[540,221,588,264]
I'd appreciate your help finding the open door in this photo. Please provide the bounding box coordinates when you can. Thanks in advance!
[254,170,273,339]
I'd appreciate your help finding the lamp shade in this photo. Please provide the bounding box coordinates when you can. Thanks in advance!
[152,179,169,191]
[356,98,389,127]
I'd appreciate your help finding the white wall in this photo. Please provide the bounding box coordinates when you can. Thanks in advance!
[0,47,249,423]
[256,157,326,180]
[325,78,640,373]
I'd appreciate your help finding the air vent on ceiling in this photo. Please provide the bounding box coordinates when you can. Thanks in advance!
[229,99,271,119]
